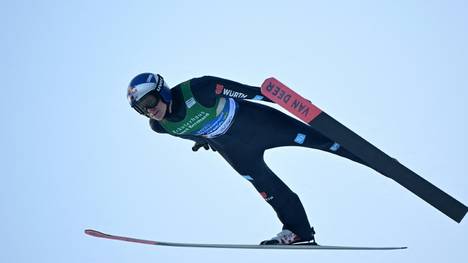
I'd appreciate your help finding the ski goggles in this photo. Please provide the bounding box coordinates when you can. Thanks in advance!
[132,93,161,115]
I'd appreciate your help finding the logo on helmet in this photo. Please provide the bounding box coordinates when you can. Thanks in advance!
[155,75,165,92]
[128,86,137,94]
[127,87,138,102]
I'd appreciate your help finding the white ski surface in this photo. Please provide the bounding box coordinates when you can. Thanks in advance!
[85,229,407,250]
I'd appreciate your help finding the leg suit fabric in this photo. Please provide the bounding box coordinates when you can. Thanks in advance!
[210,100,365,239]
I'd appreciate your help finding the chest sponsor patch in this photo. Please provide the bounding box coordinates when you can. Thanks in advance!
[185,97,196,108]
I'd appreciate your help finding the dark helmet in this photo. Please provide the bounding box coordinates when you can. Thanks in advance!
[127,73,172,114]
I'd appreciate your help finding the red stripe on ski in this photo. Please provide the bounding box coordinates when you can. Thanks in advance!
[261,77,322,123]
[85,229,158,245]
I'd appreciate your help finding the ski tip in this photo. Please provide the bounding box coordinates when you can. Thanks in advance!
[263,76,277,82]
[260,77,278,88]
[85,229,106,238]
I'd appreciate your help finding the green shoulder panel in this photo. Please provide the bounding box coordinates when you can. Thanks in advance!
[159,81,220,136]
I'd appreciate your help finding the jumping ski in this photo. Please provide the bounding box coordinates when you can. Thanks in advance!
[85,229,407,250]
[260,77,467,223]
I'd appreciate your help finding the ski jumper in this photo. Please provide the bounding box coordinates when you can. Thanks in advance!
[150,76,364,240]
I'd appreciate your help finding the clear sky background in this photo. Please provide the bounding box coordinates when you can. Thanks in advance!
[1,0,467,262]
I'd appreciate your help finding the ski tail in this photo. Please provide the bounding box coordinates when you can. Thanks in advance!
[85,229,158,245]
[261,77,467,223]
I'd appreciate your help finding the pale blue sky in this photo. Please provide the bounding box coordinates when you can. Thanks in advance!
[1,0,467,262]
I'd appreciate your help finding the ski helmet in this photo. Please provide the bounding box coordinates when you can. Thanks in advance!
[127,73,172,114]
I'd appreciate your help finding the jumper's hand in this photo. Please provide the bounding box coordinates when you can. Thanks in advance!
[192,141,216,152]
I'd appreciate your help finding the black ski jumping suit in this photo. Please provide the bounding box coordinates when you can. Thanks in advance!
[149,76,364,240]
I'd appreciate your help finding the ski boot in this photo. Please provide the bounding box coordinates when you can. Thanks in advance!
[260,227,317,245]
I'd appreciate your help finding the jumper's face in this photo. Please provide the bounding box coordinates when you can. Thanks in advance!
[134,94,167,121]
[145,97,167,121]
